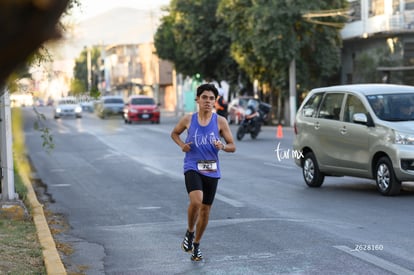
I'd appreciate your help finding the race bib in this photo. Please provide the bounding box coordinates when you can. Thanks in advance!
[197,160,217,172]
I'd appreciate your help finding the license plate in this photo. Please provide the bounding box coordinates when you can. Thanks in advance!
[142,114,149,119]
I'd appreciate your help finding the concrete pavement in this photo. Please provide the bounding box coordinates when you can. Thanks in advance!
[14,109,283,275]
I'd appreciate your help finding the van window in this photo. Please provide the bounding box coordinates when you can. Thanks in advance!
[317,93,344,120]
[302,92,324,117]
[344,94,367,122]
[367,93,414,121]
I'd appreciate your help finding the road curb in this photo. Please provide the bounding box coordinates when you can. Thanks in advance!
[15,157,67,275]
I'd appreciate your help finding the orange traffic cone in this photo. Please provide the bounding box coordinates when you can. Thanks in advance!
[276,124,283,139]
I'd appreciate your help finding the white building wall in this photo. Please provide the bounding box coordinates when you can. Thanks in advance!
[341,0,414,39]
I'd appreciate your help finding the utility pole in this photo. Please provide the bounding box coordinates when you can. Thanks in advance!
[87,46,92,93]
[149,9,160,104]
[0,89,16,201]
[289,59,297,127]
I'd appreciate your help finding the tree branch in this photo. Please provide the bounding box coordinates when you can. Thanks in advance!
[0,0,69,93]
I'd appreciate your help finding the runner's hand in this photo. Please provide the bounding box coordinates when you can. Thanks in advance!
[214,140,224,150]
[181,142,192,152]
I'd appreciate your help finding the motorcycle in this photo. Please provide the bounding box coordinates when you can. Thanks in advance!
[236,102,271,141]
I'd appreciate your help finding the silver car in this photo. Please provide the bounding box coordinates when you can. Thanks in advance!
[53,97,82,119]
[94,95,124,119]
[293,84,414,196]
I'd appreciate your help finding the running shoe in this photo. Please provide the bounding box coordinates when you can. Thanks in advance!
[181,230,194,253]
[191,243,203,261]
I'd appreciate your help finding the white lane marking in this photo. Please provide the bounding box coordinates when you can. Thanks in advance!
[144,166,162,175]
[138,206,161,210]
[334,245,414,275]
[264,162,296,169]
[215,193,245,207]
[51,184,71,187]
[49,168,66,173]
[92,150,122,162]
[56,126,70,134]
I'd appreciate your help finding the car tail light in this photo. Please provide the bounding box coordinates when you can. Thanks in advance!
[294,122,298,135]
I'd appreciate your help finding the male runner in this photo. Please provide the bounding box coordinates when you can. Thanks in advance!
[171,83,236,261]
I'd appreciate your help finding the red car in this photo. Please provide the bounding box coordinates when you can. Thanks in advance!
[123,95,160,124]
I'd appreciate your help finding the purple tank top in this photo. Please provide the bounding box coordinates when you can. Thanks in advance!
[184,112,221,178]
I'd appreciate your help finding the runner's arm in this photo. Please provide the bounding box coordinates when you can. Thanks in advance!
[171,115,192,152]
[218,116,236,153]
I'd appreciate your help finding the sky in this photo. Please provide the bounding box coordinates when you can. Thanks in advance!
[51,0,172,61]
[71,0,172,21]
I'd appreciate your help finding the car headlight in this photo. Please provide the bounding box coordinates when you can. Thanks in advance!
[56,108,61,113]
[130,109,138,113]
[395,131,414,145]
[75,106,82,113]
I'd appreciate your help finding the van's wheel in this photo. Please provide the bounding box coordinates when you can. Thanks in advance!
[375,157,401,196]
[302,152,325,187]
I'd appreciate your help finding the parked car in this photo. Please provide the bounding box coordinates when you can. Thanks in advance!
[123,95,160,124]
[293,83,414,196]
[80,100,94,113]
[95,95,124,119]
[228,96,259,124]
[53,97,82,119]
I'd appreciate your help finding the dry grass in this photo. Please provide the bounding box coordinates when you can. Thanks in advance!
[0,192,45,274]
[0,107,45,274]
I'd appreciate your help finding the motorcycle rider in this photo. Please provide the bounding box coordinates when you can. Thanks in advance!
[237,98,269,141]
[244,99,259,130]
[214,88,228,118]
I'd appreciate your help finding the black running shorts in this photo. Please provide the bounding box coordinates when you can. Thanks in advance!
[184,170,219,205]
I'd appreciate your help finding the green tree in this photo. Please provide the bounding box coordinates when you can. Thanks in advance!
[155,0,347,121]
[72,46,101,96]
[0,0,80,94]
[154,0,247,96]
[217,0,347,121]
[218,0,347,90]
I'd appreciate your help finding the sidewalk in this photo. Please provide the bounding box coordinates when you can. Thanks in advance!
[15,155,67,275]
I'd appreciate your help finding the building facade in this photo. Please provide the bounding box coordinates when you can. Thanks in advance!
[102,43,175,111]
[341,0,414,84]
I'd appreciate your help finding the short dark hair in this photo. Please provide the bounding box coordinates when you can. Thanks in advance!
[196,83,218,98]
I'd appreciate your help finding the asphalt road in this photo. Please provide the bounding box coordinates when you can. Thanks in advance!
[22,107,414,275]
